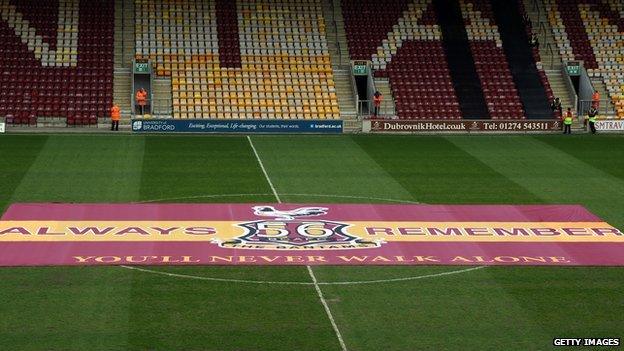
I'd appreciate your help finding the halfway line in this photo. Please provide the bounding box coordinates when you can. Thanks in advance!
[248,135,346,350]
[307,266,348,351]
[247,135,281,203]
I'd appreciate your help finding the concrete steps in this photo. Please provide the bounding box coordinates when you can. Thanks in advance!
[112,0,135,120]
[373,78,396,116]
[545,70,575,110]
[323,0,357,124]
[590,79,616,116]
[113,69,132,118]
[333,69,357,120]
[152,78,172,117]
[523,0,561,69]
[322,0,351,67]
[343,119,362,133]
[114,0,135,69]
[545,70,586,129]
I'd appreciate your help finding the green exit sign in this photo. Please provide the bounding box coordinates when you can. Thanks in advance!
[566,62,580,76]
[134,61,150,74]
[352,61,368,76]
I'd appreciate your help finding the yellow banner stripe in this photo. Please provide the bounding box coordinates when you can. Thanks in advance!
[0,221,621,242]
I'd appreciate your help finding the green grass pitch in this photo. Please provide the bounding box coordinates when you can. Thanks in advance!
[0,134,623,350]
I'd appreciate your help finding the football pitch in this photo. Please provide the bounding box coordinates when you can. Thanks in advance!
[0,133,623,350]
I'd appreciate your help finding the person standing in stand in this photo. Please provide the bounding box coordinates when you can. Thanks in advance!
[530,33,539,49]
[592,90,600,109]
[110,103,121,131]
[373,91,383,117]
[586,106,598,134]
[563,107,573,134]
[550,97,562,115]
[135,88,148,116]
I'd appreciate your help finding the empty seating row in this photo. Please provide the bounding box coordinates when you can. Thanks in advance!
[546,0,624,117]
[461,0,525,119]
[135,0,339,119]
[0,0,115,123]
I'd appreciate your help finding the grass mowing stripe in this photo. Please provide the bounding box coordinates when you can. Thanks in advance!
[0,135,48,213]
[316,266,557,351]
[8,135,145,203]
[535,135,624,181]
[124,267,342,351]
[138,136,276,203]
[447,135,624,345]
[249,135,415,203]
[447,135,624,229]
[352,135,542,204]
[0,135,145,349]
[481,267,624,347]
[0,267,134,351]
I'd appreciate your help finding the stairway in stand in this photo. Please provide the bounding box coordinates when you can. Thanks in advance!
[433,0,490,119]
[491,0,552,119]
[112,0,135,127]
[373,78,396,116]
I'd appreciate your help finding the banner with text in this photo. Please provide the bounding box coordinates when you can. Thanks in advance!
[595,120,624,132]
[132,119,343,134]
[366,120,562,133]
[1,203,622,266]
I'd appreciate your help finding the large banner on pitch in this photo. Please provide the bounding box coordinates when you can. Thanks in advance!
[1,203,623,266]
[131,119,343,134]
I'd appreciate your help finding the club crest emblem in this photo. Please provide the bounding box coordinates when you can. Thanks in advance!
[215,206,382,250]
[252,206,328,220]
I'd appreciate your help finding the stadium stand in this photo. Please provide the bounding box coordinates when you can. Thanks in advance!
[0,0,114,126]
[546,0,624,118]
[343,0,463,119]
[462,1,525,119]
[489,0,553,118]
[2,0,619,125]
[434,0,490,119]
[342,0,554,120]
[134,0,340,120]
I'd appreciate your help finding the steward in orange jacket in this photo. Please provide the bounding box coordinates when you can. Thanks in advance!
[111,104,121,131]
[373,91,383,117]
[135,88,148,115]
[592,91,600,108]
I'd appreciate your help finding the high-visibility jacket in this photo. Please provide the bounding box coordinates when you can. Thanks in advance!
[587,109,598,123]
[373,94,383,107]
[592,92,600,102]
[563,112,573,125]
[136,90,147,106]
[111,105,121,121]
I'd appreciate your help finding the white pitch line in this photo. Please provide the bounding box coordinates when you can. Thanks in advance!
[135,193,274,204]
[137,193,420,205]
[121,265,310,285]
[120,265,487,286]
[247,135,281,203]
[307,266,348,351]
[248,138,346,350]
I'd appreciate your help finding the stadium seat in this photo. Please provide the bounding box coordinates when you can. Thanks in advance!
[0,0,115,126]
[341,0,552,120]
[462,1,524,120]
[134,0,340,120]
[546,0,624,118]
